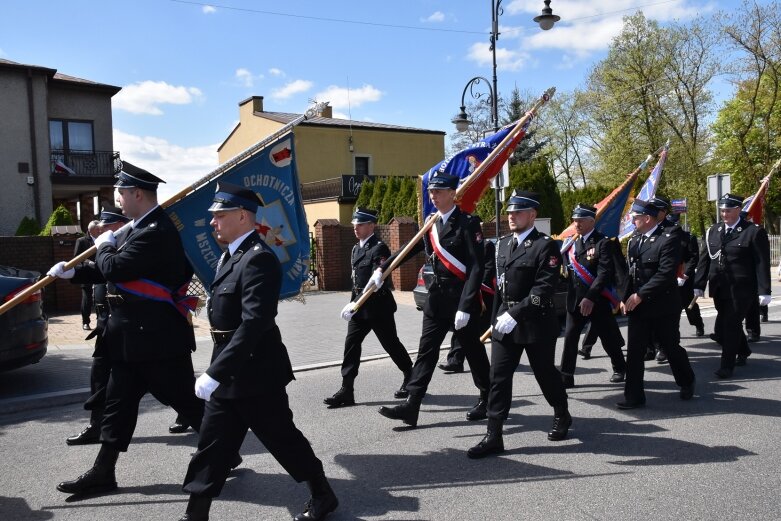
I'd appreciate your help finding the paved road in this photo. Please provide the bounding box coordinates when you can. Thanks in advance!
[1,290,781,520]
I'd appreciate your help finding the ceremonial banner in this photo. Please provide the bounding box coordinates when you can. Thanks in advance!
[166,134,309,299]
[618,141,669,239]
[420,118,531,218]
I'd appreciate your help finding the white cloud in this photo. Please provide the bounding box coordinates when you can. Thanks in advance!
[114,81,204,115]
[235,68,253,87]
[467,41,530,71]
[202,5,216,14]
[113,129,219,202]
[312,84,383,110]
[271,79,313,100]
[421,11,445,23]
[268,68,285,77]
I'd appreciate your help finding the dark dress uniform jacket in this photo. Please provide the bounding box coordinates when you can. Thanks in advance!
[82,207,196,362]
[565,231,621,312]
[207,232,294,399]
[622,226,681,316]
[383,207,484,318]
[350,234,396,320]
[73,235,96,263]
[694,218,771,302]
[493,228,561,345]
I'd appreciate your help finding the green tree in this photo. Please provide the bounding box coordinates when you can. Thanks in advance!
[379,177,400,224]
[394,176,418,219]
[354,179,374,211]
[15,216,41,236]
[368,177,388,220]
[39,205,75,236]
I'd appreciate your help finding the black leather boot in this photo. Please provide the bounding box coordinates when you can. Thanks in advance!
[57,444,118,495]
[467,419,505,459]
[169,414,190,434]
[178,494,212,521]
[323,386,355,408]
[466,394,488,421]
[294,473,338,521]
[548,407,572,441]
[394,369,411,399]
[66,424,101,446]
[378,395,421,427]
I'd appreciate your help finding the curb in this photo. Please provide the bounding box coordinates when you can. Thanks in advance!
[0,387,91,415]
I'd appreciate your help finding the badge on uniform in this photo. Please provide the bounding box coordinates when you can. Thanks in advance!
[586,247,595,261]
[650,236,657,242]
[524,239,532,248]
[531,295,541,306]
[549,255,559,267]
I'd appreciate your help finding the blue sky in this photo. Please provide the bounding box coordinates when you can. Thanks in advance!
[1,0,742,201]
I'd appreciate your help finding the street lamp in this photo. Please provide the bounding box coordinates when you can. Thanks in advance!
[453,1,503,239]
[534,0,560,31]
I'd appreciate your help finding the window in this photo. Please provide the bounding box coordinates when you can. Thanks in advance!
[354,156,370,176]
[49,120,94,153]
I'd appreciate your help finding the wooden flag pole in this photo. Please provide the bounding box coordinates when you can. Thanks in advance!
[348,87,556,316]
[0,114,310,317]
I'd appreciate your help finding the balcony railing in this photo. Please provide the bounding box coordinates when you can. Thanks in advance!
[50,150,122,179]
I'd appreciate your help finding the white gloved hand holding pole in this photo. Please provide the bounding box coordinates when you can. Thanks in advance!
[494,312,517,335]
[195,373,220,402]
[46,261,75,279]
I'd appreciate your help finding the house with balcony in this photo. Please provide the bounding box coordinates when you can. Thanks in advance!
[0,58,122,235]
[218,96,446,231]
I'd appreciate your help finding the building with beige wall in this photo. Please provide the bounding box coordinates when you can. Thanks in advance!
[218,96,445,231]
[0,59,121,236]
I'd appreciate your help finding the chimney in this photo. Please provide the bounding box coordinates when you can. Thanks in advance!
[239,95,264,113]
[319,105,332,118]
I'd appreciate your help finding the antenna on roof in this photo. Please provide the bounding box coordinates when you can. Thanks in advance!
[347,75,354,153]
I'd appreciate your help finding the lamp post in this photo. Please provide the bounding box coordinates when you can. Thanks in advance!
[452,0,503,240]
[534,0,560,31]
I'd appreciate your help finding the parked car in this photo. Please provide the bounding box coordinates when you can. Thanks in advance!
[0,265,48,371]
[412,262,568,322]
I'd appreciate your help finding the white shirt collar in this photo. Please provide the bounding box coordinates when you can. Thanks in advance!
[514,227,535,245]
[227,230,255,256]
[359,233,375,249]
[581,230,594,242]
[643,224,659,238]
[130,205,159,229]
[438,206,456,224]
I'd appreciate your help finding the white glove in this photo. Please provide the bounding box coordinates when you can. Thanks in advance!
[494,312,517,335]
[195,373,220,402]
[759,295,772,306]
[94,230,116,249]
[454,311,470,330]
[693,289,704,298]
[340,302,356,321]
[364,268,384,291]
[677,277,687,287]
[47,261,74,279]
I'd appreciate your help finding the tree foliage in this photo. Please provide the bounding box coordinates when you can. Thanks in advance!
[39,205,75,236]
[15,216,41,236]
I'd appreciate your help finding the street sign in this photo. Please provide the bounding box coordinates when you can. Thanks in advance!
[707,174,730,201]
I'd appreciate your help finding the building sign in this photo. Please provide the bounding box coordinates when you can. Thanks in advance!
[341,174,371,200]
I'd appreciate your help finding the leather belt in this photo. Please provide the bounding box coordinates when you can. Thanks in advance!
[105,294,124,306]
[210,329,237,344]
[505,300,521,307]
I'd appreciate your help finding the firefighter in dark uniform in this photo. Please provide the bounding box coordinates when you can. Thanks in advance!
[180,182,337,521]
[694,193,771,378]
[468,191,571,459]
[439,238,496,373]
[375,172,491,428]
[325,208,413,407]
[617,199,696,409]
[64,206,130,446]
[559,203,627,388]
[665,212,705,337]
[52,166,205,497]
[73,219,100,330]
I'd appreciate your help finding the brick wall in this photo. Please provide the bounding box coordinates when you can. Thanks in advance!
[314,219,425,292]
[0,234,83,312]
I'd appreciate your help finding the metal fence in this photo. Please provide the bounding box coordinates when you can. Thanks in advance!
[770,235,781,267]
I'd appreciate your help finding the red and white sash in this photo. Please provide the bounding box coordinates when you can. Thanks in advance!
[428,221,467,281]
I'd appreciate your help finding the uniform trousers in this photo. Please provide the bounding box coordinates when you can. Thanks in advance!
[183,388,324,497]
[405,313,490,399]
[84,354,111,426]
[713,296,752,370]
[341,315,412,382]
[80,285,94,325]
[560,304,626,376]
[625,311,695,403]
[100,356,204,451]
[487,334,568,421]
[684,302,705,331]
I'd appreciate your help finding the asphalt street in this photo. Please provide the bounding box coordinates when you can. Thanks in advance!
[1,290,780,520]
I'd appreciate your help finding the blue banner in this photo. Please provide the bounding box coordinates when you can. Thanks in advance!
[166,134,309,299]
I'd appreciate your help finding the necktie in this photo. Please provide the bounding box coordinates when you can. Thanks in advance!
[216,250,230,273]
[723,227,732,240]
[510,237,518,253]
[637,235,646,252]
